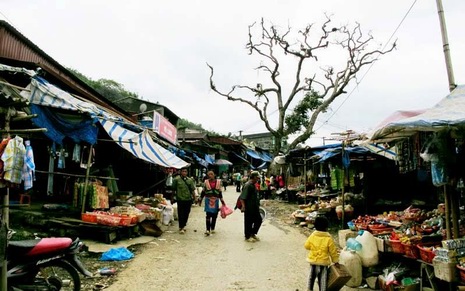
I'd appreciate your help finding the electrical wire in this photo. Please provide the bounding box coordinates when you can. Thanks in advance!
[314,0,419,133]
[235,0,419,138]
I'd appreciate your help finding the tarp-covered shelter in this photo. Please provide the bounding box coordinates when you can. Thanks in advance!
[19,75,189,169]
[370,85,465,239]
[371,85,465,142]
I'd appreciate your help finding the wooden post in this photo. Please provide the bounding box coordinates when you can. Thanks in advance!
[1,108,11,291]
[47,148,55,196]
[444,185,451,239]
[81,145,94,214]
[303,150,307,205]
[450,185,460,238]
[341,141,345,229]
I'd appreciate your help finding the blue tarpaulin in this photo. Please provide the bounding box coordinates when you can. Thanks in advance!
[246,149,262,160]
[31,104,98,145]
[312,146,370,168]
[193,153,208,168]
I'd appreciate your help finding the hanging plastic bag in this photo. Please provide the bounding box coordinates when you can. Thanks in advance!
[220,204,233,219]
[431,161,448,186]
[100,247,134,261]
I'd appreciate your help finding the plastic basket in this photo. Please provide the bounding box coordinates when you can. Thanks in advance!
[81,212,98,223]
[402,243,420,259]
[97,214,121,226]
[368,225,394,235]
[390,239,404,254]
[119,216,133,226]
[417,243,439,263]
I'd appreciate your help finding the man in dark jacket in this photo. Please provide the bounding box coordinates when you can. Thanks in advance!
[239,171,262,242]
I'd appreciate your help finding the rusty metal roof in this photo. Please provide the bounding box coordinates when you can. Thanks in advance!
[0,20,133,121]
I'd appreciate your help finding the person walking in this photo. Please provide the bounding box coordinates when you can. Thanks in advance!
[239,171,262,242]
[221,171,228,191]
[304,216,339,291]
[235,171,242,192]
[172,167,196,234]
[199,170,225,236]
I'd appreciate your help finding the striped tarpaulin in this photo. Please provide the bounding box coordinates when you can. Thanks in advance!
[20,77,117,121]
[100,119,189,169]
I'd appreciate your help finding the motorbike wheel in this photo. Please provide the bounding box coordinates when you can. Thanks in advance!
[34,260,81,291]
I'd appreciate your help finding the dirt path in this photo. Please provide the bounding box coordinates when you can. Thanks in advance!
[105,186,310,291]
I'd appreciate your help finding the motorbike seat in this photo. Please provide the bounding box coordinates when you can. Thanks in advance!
[9,237,73,257]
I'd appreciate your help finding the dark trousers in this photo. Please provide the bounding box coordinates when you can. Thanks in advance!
[235,181,241,192]
[205,212,218,231]
[308,264,328,291]
[177,200,192,229]
[244,208,262,239]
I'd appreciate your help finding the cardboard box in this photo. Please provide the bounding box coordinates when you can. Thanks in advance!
[327,263,351,291]
[338,229,358,248]
[375,236,393,252]
[433,257,458,282]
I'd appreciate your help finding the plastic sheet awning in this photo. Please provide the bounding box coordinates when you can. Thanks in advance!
[246,149,262,160]
[232,152,251,165]
[21,77,117,121]
[215,159,233,166]
[371,85,465,143]
[193,153,208,168]
[100,119,189,169]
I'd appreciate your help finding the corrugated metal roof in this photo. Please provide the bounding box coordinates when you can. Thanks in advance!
[0,20,131,121]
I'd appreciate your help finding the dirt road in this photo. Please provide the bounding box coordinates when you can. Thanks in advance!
[105,186,310,291]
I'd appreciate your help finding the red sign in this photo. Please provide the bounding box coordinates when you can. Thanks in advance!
[153,111,177,145]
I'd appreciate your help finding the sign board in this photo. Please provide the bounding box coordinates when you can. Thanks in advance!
[153,111,177,145]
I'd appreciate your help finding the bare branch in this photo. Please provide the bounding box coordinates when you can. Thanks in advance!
[208,16,396,153]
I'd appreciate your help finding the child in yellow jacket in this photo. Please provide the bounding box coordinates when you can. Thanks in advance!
[304,216,339,291]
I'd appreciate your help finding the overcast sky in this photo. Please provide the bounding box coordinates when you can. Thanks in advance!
[1,0,464,146]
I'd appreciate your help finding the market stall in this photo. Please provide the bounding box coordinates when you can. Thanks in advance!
[371,85,465,240]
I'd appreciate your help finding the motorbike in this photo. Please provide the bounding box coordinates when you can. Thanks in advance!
[4,234,93,291]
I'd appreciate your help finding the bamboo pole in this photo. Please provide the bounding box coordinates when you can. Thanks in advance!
[450,185,459,238]
[81,145,94,214]
[341,141,345,229]
[303,150,307,205]
[1,108,11,291]
[435,0,456,91]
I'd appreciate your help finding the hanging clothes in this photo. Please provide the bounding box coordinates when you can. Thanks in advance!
[22,140,35,190]
[0,138,11,188]
[57,146,66,169]
[2,136,26,185]
[80,145,95,169]
[72,143,81,163]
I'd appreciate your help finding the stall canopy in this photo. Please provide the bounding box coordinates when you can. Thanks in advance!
[246,149,262,160]
[371,85,465,143]
[192,153,209,168]
[231,152,251,165]
[21,77,117,121]
[312,146,370,167]
[19,75,189,169]
[215,159,233,166]
[100,119,189,169]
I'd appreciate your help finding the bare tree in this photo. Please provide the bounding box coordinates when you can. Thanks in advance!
[208,16,396,155]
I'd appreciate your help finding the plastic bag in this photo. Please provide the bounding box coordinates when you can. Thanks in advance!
[234,196,242,210]
[220,204,233,219]
[100,247,134,261]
